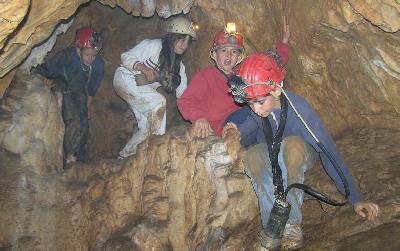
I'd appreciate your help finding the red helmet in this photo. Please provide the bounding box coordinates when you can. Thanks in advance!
[211,30,244,51]
[75,27,102,51]
[229,51,286,102]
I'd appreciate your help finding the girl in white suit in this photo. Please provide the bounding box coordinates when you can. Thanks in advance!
[113,16,197,158]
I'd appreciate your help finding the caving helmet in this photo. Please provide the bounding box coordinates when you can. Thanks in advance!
[210,23,245,64]
[211,30,244,52]
[228,50,286,103]
[165,16,198,40]
[75,27,103,51]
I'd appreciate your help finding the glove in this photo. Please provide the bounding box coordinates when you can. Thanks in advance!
[135,74,150,86]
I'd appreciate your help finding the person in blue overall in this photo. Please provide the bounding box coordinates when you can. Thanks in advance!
[222,51,379,249]
[35,27,104,164]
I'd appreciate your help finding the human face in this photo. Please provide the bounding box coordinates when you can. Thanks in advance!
[213,46,242,74]
[77,48,98,66]
[248,95,276,117]
[174,35,191,55]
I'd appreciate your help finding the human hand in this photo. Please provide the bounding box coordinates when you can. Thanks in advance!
[135,63,158,83]
[354,201,379,221]
[281,16,290,44]
[222,122,239,138]
[135,74,150,86]
[192,118,214,138]
[43,78,55,88]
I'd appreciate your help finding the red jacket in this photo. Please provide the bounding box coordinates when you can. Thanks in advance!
[178,42,289,136]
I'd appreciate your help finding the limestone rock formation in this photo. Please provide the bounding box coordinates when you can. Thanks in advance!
[0,74,64,174]
[347,0,400,32]
[0,77,259,249]
[0,0,30,50]
[0,0,89,79]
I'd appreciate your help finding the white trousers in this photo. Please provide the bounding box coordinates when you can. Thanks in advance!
[113,67,166,157]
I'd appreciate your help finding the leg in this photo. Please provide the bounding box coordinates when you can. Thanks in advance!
[113,68,166,157]
[279,136,317,249]
[280,136,317,224]
[62,94,80,162]
[245,143,276,230]
[75,97,89,161]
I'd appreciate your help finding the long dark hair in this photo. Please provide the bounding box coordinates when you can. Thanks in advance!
[158,33,191,94]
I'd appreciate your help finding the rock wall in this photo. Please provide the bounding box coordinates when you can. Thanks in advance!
[0,77,260,249]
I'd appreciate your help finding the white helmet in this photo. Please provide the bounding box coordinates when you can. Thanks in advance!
[165,16,197,40]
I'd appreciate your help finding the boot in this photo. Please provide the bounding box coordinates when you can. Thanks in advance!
[281,224,304,250]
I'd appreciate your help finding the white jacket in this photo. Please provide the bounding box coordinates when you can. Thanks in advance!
[120,38,188,98]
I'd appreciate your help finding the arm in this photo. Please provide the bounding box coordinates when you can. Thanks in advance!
[224,107,260,147]
[287,94,379,220]
[87,57,105,119]
[177,71,213,138]
[34,49,69,80]
[290,96,363,204]
[276,42,289,65]
[177,71,209,122]
[121,39,160,69]
[88,57,105,97]
[35,48,71,90]
[275,16,290,65]
[313,117,380,220]
[121,39,160,82]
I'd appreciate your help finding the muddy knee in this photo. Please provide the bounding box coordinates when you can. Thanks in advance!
[245,143,270,185]
[148,95,166,133]
[282,136,308,182]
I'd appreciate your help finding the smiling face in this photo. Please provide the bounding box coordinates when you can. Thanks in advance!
[213,46,242,74]
[174,35,191,55]
[77,47,98,66]
[248,95,276,117]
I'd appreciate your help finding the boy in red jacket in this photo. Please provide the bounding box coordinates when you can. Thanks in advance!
[178,18,290,137]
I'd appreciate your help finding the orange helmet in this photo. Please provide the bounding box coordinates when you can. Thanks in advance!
[75,27,102,51]
[229,51,286,103]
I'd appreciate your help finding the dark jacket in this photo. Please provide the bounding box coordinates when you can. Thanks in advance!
[37,47,104,97]
[225,91,362,204]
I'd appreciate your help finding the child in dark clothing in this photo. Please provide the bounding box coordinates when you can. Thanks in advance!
[35,27,104,164]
